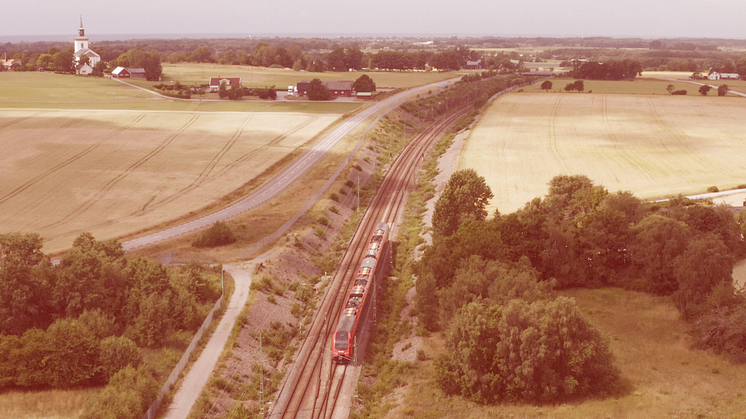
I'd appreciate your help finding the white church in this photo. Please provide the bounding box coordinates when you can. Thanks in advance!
[74,16,101,75]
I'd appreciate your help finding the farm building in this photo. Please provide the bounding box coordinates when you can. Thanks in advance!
[111,67,130,78]
[296,80,354,97]
[111,67,148,79]
[209,77,242,92]
[464,60,483,70]
[1,57,18,70]
[76,62,94,75]
[708,72,742,80]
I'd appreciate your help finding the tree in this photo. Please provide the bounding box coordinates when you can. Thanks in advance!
[666,84,675,94]
[81,365,159,419]
[189,46,214,63]
[53,50,74,73]
[435,298,619,403]
[0,233,47,334]
[306,78,333,100]
[564,80,584,92]
[432,169,493,238]
[91,61,107,77]
[344,48,364,70]
[352,74,376,92]
[98,336,141,381]
[630,215,692,294]
[718,84,729,96]
[673,234,735,320]
[44,317,101,387]
[698,84,712,96]
[326,47,346,71]
[540,80,552,92]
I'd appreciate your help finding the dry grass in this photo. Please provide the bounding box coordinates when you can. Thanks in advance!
[0,108,341,253]
[0,387,100,419]
[384,288,746,419]
[460,92,746,215]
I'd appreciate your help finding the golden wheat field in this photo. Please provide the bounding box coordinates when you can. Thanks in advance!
[460,92,746,215]
[0,109,341,252]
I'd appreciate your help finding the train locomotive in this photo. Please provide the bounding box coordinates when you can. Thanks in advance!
[331,222,389,364]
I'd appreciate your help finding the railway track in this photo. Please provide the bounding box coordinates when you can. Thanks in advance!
[268,107,469,419]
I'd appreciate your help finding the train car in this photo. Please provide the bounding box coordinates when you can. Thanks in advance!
[331,223,389,364]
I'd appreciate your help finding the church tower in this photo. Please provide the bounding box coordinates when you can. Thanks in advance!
[73,15,100,74]
[75,15,88,53]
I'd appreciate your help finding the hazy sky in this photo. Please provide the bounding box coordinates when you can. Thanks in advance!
[4,0,746,40]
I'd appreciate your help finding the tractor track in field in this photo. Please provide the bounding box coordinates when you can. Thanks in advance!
[0,114,146,206]
[133,114,255,215]
[42,115,201,229]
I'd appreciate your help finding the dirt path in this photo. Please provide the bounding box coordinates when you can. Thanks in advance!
[163,262,256,419]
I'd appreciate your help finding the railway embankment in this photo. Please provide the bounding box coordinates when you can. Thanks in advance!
[184,106,435,418]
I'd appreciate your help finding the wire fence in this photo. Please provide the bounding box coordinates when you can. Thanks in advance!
[142,281,226,419]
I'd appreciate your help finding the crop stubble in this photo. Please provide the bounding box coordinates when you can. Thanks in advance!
[461,93,746,214]
[0,109,341,252]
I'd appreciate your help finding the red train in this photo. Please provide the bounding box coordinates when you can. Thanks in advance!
[332,222,389,364]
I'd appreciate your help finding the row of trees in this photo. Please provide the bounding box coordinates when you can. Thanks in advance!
[2,41,509,75]
[0,232,221,389]
[569,59,643,80]
[418,171,746,402]
[399,73,529,122]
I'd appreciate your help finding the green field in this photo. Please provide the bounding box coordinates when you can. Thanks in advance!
[461,85,746,214]
[157,63,456,89]
[0,72,362,113]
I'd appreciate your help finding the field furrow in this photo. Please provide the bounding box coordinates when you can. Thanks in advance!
[0,109,341,252]
[461,93,746,214]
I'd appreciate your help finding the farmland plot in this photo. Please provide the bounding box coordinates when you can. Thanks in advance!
[0,109,340,252]
[461,93,746,214]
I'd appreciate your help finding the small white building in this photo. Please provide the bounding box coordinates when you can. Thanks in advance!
[74,16,100,74]
[209,77,241,92]
[708,71,742,81]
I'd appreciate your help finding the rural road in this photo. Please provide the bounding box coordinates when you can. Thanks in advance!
[121,80,453,251]
[163,262,255,419]
[665,78,746,98]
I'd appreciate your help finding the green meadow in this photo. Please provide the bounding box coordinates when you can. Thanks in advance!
[0,71,362,112]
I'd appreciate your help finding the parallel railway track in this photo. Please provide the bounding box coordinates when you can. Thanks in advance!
[269,107,468,419]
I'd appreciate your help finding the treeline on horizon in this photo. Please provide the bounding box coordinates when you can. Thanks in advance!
[417,171,746,404]
[4,34,746,77]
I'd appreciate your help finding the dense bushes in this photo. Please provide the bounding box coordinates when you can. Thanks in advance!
[417,171,746,403]
[0,232,221,390]
[192,221,237,248]
[400,74,529,122]
[81,365,160,419]
[435,297,619,403]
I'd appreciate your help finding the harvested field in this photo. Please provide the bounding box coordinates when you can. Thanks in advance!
[460,92,746,214]
[0,109,341,252]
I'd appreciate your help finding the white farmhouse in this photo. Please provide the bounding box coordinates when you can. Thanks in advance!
[74,16,101,75]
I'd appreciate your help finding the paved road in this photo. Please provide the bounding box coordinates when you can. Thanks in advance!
[121,80,454,251]
[163,262,254,419]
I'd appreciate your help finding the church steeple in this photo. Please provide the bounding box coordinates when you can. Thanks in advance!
[79,15,85,37]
